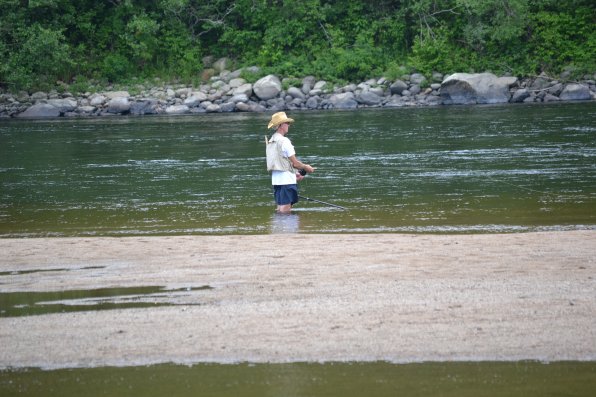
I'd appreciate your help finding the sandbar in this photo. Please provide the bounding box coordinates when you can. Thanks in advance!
[1,231,595,369]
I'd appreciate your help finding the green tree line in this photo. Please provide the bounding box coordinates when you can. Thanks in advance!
[1,0,594,92]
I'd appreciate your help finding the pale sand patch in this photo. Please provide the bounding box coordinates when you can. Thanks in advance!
[0,231,595,369]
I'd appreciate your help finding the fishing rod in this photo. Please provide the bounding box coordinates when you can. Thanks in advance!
[299,195,347,210]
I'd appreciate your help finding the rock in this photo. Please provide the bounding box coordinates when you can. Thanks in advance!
[390,80,408,95]
[356,91,383,106]
[547,83,564,96]
[559,84,591,101]
[426,95,442,105]
[287,87,306,100]
[253,75,282,100]
[104,91,130,99]
[543,93,561,102]
[410,73,426,85]
[313,80,327,91]
[175,88,190,98]
[89,95,106,106]
[305,97,319,109]
[165,105,190,114]
[220,102,236,112]
[529,75,551,91]
[131,99,159,115]
[230,94,249,103]
[441,73,517,104]
[233,83,253,97]
[432,72,444,82]
[213,57,232,73]
[301,76,316,94]
[184,94,207,107]
[205,103,221,113]
[77,106,96,114]
[329,92,358,109]
[106,97,131,114]
[409,85,421,95]
[511,88,530,103]
[47,98,78,113]
[229,78,246,88]
[369,86,385,96]
[31,92,48,101]
[17,104,61,118]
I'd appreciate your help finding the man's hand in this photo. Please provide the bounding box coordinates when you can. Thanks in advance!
[303,164,315,173]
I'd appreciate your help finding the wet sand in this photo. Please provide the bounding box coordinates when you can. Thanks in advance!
[1,231,595,369]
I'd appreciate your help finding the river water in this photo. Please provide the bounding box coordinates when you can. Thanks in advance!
[1,102,595,236]
[1,102,596,394]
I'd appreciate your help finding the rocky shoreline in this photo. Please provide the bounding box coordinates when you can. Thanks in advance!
[2,66,596,119]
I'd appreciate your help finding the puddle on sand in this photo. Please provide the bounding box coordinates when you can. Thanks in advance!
[1,361,595,397]
[0,266,106,276]
[0,285,213,317]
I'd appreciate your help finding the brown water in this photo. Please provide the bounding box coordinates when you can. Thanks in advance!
[1,361,595,397]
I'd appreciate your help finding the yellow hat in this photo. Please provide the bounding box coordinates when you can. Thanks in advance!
[267,112,294,129]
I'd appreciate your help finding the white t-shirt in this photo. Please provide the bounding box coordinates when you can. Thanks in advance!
[271,136,296,185]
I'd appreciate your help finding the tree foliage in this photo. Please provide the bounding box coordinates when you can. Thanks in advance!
[0,0,594,92]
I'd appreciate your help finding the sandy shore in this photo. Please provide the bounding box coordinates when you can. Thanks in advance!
[1,231,595,369]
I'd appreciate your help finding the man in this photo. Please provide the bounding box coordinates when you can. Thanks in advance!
[266,112,315,213]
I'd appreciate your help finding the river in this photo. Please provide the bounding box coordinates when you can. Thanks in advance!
[1,102,594,237]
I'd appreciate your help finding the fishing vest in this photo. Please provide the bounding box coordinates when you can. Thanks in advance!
[266,132,295,173]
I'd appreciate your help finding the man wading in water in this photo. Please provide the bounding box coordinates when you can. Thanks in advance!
[266,112,315,213]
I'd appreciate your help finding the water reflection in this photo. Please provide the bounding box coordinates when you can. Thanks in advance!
[270,212,300,234]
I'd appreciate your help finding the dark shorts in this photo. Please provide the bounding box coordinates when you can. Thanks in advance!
[273,184,299,205]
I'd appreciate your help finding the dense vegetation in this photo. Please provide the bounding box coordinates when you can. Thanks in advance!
[1,0,594,93]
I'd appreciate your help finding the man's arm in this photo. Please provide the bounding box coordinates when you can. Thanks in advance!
[288,155,315,173]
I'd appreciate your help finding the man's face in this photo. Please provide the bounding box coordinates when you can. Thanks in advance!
[279,123,290,134]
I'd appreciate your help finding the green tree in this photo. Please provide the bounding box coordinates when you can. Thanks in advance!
[4,24,73,90]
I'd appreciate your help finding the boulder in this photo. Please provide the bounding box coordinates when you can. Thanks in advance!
[440,73,517,104]
[104,91,130,99]
[559,84,591,101]
[213,57,232,73]
[205,103,221,113]
[89,95,106,106]
[543,93,561,102]
[410,73,426,85]
[390,80,408,95]
[184,94,207,107]
[229,78,246,88]
[230,94,249,103]
[233,83,253,97]
[175,88,191,98]
[77,106,96,114]
[47,98,78,113]
[547,83,564,96]
[106,97,131,114]
[329,92,358,109]
[305,97,319,109]
[17,104,61,118]
[30,91,48,101]
[253,75,282,100]
[287,87,306,100]
[220,102,236,112]
[165,105,190,114]
[130,99,159,115]
[511,89,530,103]
[356,91,383,106]
[301,76,316,94]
